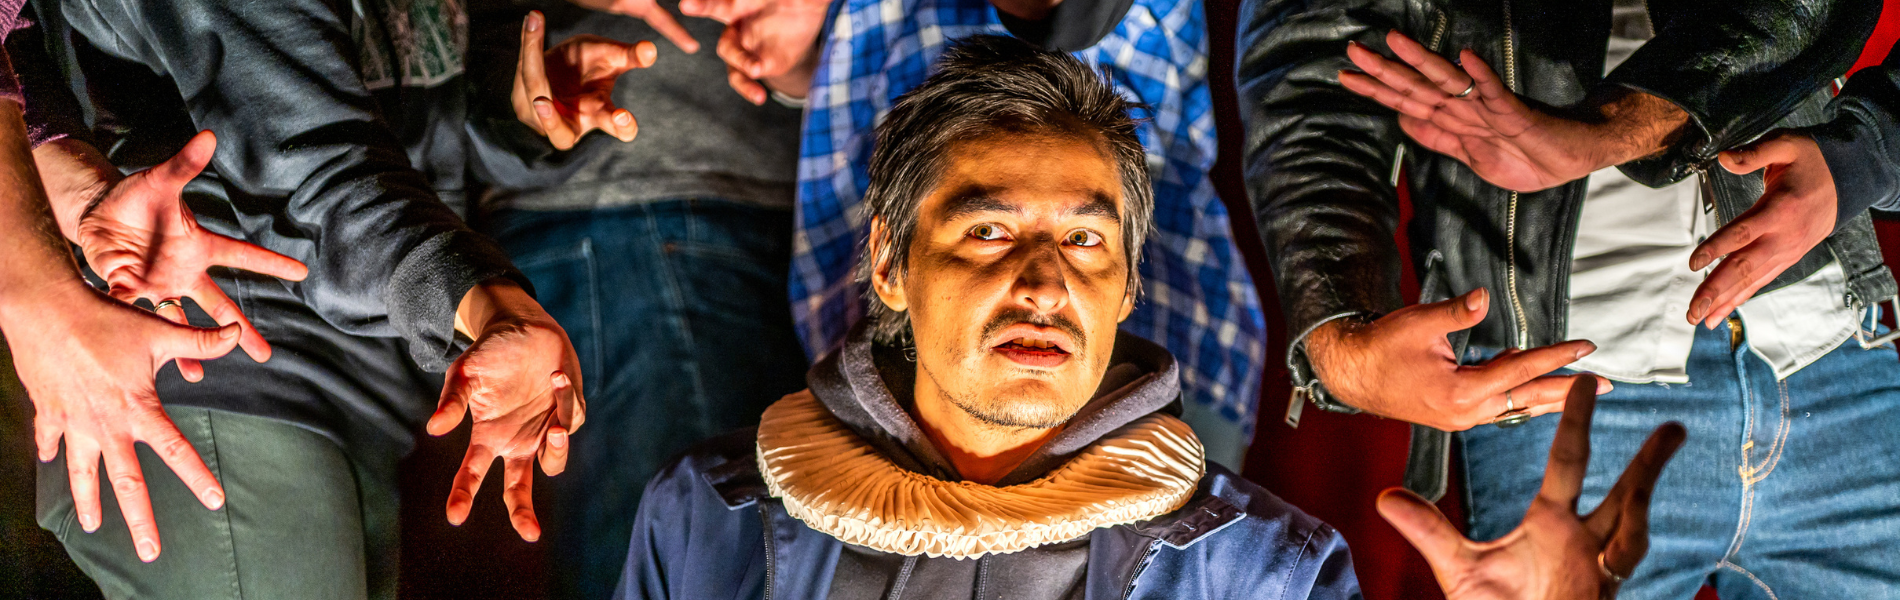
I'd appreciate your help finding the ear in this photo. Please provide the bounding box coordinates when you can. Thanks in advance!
[1117,288,1134,323]
[868,217,909,313]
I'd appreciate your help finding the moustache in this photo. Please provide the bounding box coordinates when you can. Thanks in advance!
[980,308,1087,351]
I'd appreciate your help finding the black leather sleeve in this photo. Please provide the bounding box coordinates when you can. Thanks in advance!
[62,0,528,371]
[1812,43,1900,229]
[1611,0,1880,185]
[1235,0,1410,345]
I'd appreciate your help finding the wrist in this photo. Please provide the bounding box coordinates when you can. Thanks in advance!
[454,277,533,338]
[1582,89,1690,170]
[33,138,122,242]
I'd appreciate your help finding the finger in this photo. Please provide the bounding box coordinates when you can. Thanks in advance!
[1689,214,1764,272]
[190,279,272,364]
[209,236,308,282]
[427,360,472,437]
[1375,487,1467,568]
[136,412,225,511]
[1385,30,1473,97]
[106,284,142,305]
[1585,421,1686,538]
[501,456,541,541]
[1340,70,1441,122]
[1597,423,1685,579]
[1405,288,1490,334]
[534,97,580,150]
[65,440,104,533]
[1397,116,1478,164]
[1344,41,1450,111]
[146,130,216,193]
[148,321,241,366]
[520,12,550,98]
[152,301,205,382]
[727,65,767,105]
[717,27,766,79]
[1687,243,1766,324]
[1478,374,1608,425]
[1701,267,1780,331]
[1463,340,1598,400]
[445,442,495,526]
[34,417,61,463]
[635,6,699,54]
[1458,49,1516,108]
[677,0,743,23]
[101,441,162,562]
[1537,377,1602,507]
[1718,137,1797,175]
[597,106,638,143]
[539,425,570,477]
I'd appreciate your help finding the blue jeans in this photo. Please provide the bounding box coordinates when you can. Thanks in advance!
[1462,319,1900,600]
[486,199,809,600]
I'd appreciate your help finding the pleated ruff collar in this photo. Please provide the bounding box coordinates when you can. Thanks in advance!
[756,390,1205,559]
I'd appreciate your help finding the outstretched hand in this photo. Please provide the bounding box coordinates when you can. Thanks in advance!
[14,284,244,563]
[1304,288,1610,431]
[1686,131,1838,328]
[428,279,585,542]
[1340,30,1685,192]
[678,0,829,104]
[566,0,702,54]
[514,11,659,150]
[1380,378,1687,599]
[75,130,309,381]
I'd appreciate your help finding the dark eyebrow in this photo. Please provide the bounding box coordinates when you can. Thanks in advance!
[1065,193,1121,224]
[939,190,1020,223]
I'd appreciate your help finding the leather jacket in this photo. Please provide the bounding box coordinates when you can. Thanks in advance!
[1236,0,1893,417]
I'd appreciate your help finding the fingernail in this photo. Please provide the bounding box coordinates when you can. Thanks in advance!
[221,325,240,340]
[552,371,571,388]
[1691,252,1709,270]
[534,99,555,119]
[201,488,225,510]
[527,12,541,32]
[137,539,158,562]
[1597,378,1614,394]
[1690,297,1710,320]
[614,111,632,127]
[1575,341,1597,359]
[549,430,567,448]
[79,513,98,532]
[1465,290,1484,311]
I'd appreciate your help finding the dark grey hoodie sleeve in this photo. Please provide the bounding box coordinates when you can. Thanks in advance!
[1811,44,1900,230]
[60,0,528,370]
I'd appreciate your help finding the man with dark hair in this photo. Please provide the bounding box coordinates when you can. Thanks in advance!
[614,35,1683,600]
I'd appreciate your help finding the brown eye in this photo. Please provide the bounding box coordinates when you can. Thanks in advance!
[1066,229,1104,247]
[970,224,1007,241]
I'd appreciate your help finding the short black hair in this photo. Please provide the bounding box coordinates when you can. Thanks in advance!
[856,34,1153,344]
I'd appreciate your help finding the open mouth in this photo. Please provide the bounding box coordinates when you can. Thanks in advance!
[991,332,1073,368]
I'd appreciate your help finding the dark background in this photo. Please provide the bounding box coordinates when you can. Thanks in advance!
[6,1,1900,598]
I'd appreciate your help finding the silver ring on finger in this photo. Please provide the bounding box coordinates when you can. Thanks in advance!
[1493,390,1531,428]
[1598,551,1629,583]
[1456,81,1476,98]
[153,299,183,312]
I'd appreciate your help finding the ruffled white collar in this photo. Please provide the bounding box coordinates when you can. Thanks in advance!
[756,391,1205,559]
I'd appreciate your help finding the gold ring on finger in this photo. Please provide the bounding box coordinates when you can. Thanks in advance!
[154,299,183,312]
[1598,551,1629,583]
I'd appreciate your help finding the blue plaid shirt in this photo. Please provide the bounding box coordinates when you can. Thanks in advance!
[789,0,1267,434]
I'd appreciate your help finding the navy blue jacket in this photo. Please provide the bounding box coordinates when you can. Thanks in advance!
[613,327,1364,600]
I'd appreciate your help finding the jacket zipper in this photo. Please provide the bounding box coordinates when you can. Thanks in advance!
[1502,0,1531,349]
[1391,9,1453,187]
[1120,541,1163,599]
[759,507,776,600]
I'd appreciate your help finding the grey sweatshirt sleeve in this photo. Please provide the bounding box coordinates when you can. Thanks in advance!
[63,0,527,371]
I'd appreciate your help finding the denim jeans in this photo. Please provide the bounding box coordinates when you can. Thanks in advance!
[486,199,809,600]
[1462,318,1900,600]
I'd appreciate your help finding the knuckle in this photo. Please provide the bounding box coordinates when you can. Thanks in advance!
[108,473,144,496]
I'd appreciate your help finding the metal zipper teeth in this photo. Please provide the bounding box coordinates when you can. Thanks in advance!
[1502,0,1531,349]
[1390,9,1453,187]
[759,507,776,600]
[1120,541,1163,599]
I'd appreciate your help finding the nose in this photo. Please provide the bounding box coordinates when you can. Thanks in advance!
[1011,238,1069,314]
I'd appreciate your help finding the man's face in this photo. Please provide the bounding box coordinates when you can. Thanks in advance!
[871,130,1133,429]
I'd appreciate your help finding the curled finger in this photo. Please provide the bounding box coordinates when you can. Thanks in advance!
[152,300,204,382]
[727,65,766,105]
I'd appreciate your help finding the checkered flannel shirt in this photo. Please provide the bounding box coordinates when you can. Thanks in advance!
[789,0,1268,434]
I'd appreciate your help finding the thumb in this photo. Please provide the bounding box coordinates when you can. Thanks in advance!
[1376,488,1467,569]
[152,130,217,190]
[151,321,241,364]
[1719,136,1794,175]
[1420,288,1489,333]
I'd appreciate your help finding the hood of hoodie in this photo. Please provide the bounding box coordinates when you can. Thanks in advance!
[805,321,1183,487]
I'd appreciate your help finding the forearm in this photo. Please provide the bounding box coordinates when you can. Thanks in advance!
[1580,88,1690,171]
[0,101,90,319]
[30,138,119,242]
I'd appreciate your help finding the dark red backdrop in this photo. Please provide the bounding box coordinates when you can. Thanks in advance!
[394,4,1900,598]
